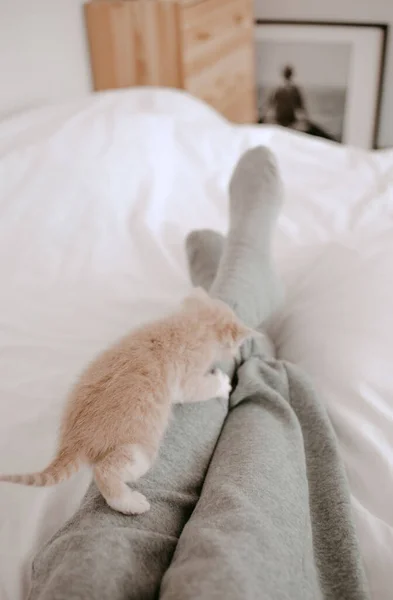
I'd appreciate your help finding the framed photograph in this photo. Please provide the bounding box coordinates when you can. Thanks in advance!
[255,21,388,149]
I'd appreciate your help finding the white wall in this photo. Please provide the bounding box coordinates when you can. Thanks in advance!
[255,0,393,148]
[0,0,90,117]
[1,0,392,146]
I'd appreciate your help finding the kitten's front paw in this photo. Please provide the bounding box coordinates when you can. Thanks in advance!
[213,369,232,400]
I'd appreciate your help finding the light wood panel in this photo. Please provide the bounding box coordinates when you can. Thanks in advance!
[84,0,257,123]
[185,43,256,122]
[181,0,253,73]
[179,0,256,122]
[85,1,183,89]
[158,0,201,4]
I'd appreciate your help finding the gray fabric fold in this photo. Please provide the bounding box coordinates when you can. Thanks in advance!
[160,351,368,600]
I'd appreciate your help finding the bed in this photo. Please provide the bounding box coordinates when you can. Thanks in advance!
[0,88,392,599]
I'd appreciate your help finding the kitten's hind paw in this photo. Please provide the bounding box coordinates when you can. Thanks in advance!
[108,491,150,515]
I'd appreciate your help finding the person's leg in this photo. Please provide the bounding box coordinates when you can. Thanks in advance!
[29,244,227,600]
[159,161,369,599]
[29,146,282,600]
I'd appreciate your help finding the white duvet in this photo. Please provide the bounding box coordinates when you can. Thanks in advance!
[0,88,392,599]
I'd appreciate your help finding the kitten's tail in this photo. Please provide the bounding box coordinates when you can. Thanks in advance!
[0,449,82,487]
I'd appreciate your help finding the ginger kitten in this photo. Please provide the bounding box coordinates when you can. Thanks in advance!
[0,288,255,515]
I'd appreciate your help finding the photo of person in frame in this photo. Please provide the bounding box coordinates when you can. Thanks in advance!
[259,64,335,141]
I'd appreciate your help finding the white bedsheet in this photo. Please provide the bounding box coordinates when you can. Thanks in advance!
[0,88,392,599]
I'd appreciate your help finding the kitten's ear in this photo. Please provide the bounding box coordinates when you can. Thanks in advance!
[182,287,210,310]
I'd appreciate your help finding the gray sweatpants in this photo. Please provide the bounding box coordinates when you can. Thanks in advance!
[29,148,368,600]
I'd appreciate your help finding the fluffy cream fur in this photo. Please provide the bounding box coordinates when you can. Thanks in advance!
[0,288,255,514]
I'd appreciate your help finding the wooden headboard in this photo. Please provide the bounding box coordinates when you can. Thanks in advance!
[84,0,257,124]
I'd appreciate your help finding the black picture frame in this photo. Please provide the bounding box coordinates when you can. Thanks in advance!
[254,20,388,149]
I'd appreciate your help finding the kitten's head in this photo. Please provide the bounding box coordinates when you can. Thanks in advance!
[182,287,258,356]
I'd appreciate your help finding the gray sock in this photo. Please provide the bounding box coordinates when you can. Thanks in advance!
[185,229,224,290]
[209,146,284,329]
